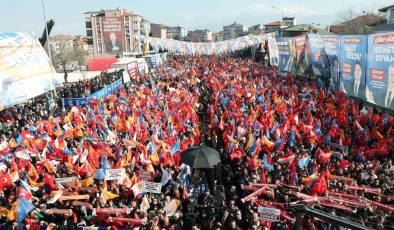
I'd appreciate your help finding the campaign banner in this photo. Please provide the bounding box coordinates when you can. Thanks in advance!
[257,206,281,222]
[127,61,137,82]
[151,56,157,68]
[322,35,341,90]
[105,168,125,181]
[365,33,394,109]
[102,17,125,54]
[308,34,329,76]
[339,35,367,100]
[89,80,122,100]
[63,98,88,108]
[141,181,162,194]
[137,58,147,75]
[0,32,63,110]
[276,37,296,73]
[293,34,311,75]
[267,36,279,67]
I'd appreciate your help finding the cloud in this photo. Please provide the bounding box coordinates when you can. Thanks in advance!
[281,6,317,15]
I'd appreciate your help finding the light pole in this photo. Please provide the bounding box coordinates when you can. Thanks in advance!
[41,0,57,98]
[271,6,284,40]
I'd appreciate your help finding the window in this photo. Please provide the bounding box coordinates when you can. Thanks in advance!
[97,30,101,34]
[126,30,130,34]
[87,38,93,45]
[97,39,102,43]
[134,30,138,33]
[86,30,92,36]
[86,22,92,28]
[390,9,394,23]
[134,21,138,24]
[112,13,117,16]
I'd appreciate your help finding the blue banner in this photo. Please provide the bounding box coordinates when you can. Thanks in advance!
[63,80,122,109]
[308,34,326,76]
[339,35,367,100]
[276,37,296,73]
[322,35,341,90]
[366,33,394,109]
[89,80,122,100]
[151,56,157,68]
[63,98,88,108]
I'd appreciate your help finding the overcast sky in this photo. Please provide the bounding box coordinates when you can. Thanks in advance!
[0,0,391,37]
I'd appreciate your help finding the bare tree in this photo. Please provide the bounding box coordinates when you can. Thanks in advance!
[335,4,385,34]
[46,39,86,83]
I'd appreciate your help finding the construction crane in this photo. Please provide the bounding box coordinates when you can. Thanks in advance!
[39,19,55,47]
[287,202,374,230]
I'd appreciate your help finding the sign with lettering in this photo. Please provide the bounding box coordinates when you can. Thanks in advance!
[257,206,281,222]
[105,168,125,181]
[141,181,162,194]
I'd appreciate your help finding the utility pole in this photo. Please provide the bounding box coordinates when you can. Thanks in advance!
[41,0,57,98]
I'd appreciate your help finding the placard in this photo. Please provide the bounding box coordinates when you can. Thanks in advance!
[141,181,162,194]
[105,168,125,181]
[257,206,281,222]
[138,170,153,182]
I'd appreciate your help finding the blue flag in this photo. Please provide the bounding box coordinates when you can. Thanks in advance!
[17,198,35,223]
[298,156,311,168]
[263,155,274,171]
[289,132,295,147]
[95,169,105,180]
[324,134,331,146]
[275,136,284,149]
[170,141,180,155]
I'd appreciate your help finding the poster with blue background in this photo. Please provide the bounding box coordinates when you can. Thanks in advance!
[365,33,394,109]
[339,35,367,100]
[322,35,341,90]
[276,37,296,73]
[308,34,326,76]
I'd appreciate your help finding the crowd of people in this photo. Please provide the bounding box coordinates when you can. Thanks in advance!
[59,71,122,99]
[0,55,393,230]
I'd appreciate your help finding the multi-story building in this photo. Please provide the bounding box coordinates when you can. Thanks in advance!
[166,28,173,39]
[150,23,168,38]
[191,29,212,42]
[50,35,74,54]
[84,8,151,57]
[171,26,188,40]
[212,32,224,41]
[368,4,394,33]
[223,22,248,40]
[248,24,265,34]
[283,17,296,26]
[263,21,288,32]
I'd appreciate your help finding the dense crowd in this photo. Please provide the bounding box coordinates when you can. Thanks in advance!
[0,55,393,230]
[59,71,123,99]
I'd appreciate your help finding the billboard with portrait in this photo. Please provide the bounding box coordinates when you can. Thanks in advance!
[102,17,125,54]
[308,34,329,77]
[339,35,367,100]
[365,33,394,109]
[276,37,296,73]
[267,36,279,67]
[322,35,341,90]
[0,32,63,110]
[293,34,311,75]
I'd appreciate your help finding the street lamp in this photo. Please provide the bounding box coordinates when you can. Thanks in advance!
[41,0,57,98]
[271,6,284,40]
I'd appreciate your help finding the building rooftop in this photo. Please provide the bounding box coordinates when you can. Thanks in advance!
[51,34,74,40]
[282,24,334,35]
[283,17,295,19]
[378,4,394,12]
[224,22,244,27]
[151,23,171,29]
[264,21,288,26]
[213,31,224,35]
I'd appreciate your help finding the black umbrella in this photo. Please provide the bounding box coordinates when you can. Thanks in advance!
[180,145,221,168]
